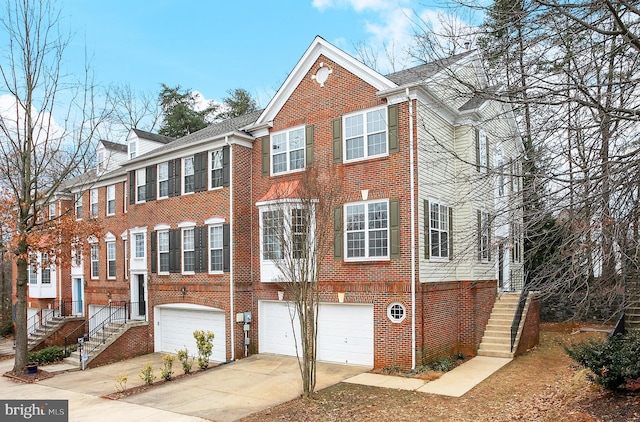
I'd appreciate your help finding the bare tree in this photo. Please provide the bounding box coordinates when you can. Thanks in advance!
[106,83,161,138]
[261,167,340,397]
[0,0,108,374]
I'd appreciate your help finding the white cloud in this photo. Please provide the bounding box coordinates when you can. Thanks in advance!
[312,0,408,12]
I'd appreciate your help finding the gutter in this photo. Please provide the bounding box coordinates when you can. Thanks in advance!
[407,87,417,370]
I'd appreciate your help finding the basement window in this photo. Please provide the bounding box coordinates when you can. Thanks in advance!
[387,302,406,323]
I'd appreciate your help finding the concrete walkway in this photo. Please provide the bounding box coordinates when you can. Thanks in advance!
[345,356,512,397]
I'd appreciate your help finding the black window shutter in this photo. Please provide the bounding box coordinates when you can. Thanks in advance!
[223,223,230,272]
[390,200,400,258]
[475,128,481,172]
[150,231,157,274]
[333,206,343,259]
[169,229,180,273]
[129,171,135,204]
[195,227,207,272]
[169,158,181,197]
[305,125,314,166]
[194,152,207,192]
[261,136,270,176]
[222,145,230,187]
[448,206,453,259]
[424,199,430,259]
[146,165,156,201]
[388,104,399,153]
[332,118,342,163]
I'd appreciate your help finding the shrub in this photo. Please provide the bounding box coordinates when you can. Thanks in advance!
[177,348,192,374]
[0,320,13,337]
[27,346,64,364]
[161,354,175,381]
[138,363,156,385]
[565,331,640,391]
[193,330,215,370]
[114,374,128,393]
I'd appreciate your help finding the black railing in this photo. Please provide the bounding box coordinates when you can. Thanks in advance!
[510,290,529,353]
[26,300,83,337]
[63,301,145,365]
[610,313,626,337]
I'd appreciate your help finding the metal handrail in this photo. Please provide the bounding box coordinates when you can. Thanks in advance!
[510,290,529,353]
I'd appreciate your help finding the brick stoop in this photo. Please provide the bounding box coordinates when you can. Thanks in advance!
[477,292,530,359]
[28,316,72,351]
[63,320,148,370]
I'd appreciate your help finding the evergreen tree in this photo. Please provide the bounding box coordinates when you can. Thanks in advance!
[157,84,216,138]
[219,88,257,119]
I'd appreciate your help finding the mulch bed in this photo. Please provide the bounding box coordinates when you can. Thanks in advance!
[3,368,55,383]
[102,367,212,400]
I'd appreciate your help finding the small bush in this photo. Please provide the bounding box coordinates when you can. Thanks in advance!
[193,330,215,370]
[565,331,640,391]
[0,320,13,337]
[161,354,175,381]
[177,348,192,374]
[138,363,156,385]
[114,373,128,393]
[28,346,64,364]
[381,364,402,375]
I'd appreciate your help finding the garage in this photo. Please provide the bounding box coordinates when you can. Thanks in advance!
[258,300,374,366]
[154,304,226,362]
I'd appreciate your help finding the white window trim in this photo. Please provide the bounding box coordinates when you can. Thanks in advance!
[157,162,169,199]
[90,243,99,280]
[157,230,170,274]
[129,140,137,160]
[387,302,406,323]
[479,210,490,262]
[134,233,145,259]
[136,168,146,203]
[182,227,195,274]
[75,193,83,220]
[478,129,488,174]
[49,202,56,220]
[270,125,306,176]
[182,156,195,195]
[106,241,116,279]
[208,224,223,274]
[429,199,450,262]
[106,185,116,216]
[343,199,390,262]
[209,149,224,190]
[258,200,317,263]
[343,106,388,164]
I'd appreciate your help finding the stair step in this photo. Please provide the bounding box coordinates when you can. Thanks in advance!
[480,336,511,345]
[477,349,514,358]
[478,342,512,352]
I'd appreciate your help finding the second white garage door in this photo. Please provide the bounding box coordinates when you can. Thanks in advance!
[154,304,226,362]
[258,301,373,366]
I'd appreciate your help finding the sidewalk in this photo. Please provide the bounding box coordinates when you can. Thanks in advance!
[345,356,512,397]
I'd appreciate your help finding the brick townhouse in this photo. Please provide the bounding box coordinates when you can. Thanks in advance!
[19,36,535,370]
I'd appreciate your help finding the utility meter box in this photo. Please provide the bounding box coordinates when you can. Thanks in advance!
[243,311,252,323]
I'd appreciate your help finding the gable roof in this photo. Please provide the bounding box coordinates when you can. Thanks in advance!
[131,128,175,144]
[250,36,397,130]
[99,140,127,153]
[385,50,476,86]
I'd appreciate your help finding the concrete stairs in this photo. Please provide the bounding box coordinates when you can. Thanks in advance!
[63,320,145,370]
[625,275,640,332]
[477,292,529,359]
[27,316,67,351]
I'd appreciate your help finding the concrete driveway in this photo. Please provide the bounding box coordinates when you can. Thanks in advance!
[1,353,369,422]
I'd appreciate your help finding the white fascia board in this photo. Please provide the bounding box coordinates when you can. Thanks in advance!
[249,36,397,132]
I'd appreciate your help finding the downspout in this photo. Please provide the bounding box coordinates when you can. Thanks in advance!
[226,136,235,361]
[407,88,417,370]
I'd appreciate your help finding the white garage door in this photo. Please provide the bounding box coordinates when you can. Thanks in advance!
[317,303,374,366]
[259,301,373,366]
[258,301,301,356]
[155,305,226,362]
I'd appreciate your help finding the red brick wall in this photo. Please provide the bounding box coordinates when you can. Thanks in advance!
[86,323,151,368]
[516,294,540,355]
[31,318,84,351]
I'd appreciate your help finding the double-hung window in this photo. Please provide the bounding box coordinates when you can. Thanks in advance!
[41,254,51,284]
[49,203,56,220]
[262,209,284,260]
[90,189,98,218]
[129,140,137,159]
[210,150,223,188]
[182,228,195,272]
[271,126,305,175]
[478,210,491,261]
[157,162,169,198]
[106,185,116,216]
[158,230,169,273]
[28,255,37,284]
[429,201,450,259]
[75,193,83,219]
[344,107,387,162]
[136,169,146,203]
[134,233,145,259]
[90,244,99,279]
[344,200,389,260]
[209,225,223,272]
[183,157,195,194]
[107,242,116,279]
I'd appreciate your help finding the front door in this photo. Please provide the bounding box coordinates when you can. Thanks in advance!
[73,278,83,315]
[137,274,146,316]
[498,243,511,292]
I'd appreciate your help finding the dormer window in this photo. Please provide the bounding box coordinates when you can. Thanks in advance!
[129,140,137,160]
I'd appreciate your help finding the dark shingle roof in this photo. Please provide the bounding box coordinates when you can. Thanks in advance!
[458,85,502,112]
[100,140,127,153]
[131,128,175,144]
[385,50,475,86]
[133,110,263,160]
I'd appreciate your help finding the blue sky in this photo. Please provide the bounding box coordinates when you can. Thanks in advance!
[62,0,463,108]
